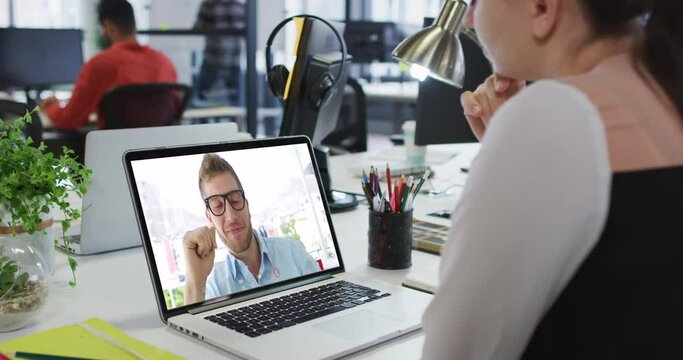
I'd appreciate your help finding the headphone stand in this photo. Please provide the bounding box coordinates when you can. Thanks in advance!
[314,146,359,213]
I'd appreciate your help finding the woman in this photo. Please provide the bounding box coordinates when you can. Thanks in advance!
[422,0,682,358]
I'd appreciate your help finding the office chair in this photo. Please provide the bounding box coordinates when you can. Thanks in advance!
[100,83,192,129]
[0,99,43,144]
[322,77,368,154]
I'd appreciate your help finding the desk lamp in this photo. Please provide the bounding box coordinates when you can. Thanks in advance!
[392,0,479,87]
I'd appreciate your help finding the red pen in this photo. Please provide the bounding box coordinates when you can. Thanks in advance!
[386,163,392,201]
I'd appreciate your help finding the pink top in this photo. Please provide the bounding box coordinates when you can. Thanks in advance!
[563,53,683,172]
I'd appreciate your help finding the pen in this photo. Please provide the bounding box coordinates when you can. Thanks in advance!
[13,352,91,360]
[399,177,413,212]
[361,181,372,208]
[362,165,423,213]
[386,163,392,201]
[412,170,430,198]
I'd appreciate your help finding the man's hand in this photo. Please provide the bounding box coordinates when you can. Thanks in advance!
[39,96,59,110]
[461,74,525,141]
[183,225,217,284]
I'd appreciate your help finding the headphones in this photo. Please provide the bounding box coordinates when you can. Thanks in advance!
[265,14,348,110]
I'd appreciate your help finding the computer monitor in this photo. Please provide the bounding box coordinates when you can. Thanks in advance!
[278,17,357,212]
[414,18,492,145]
[0,28,84,89]
[279,18,346,144]
[343,21,401,63]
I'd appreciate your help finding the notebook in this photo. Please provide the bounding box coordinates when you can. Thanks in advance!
[402,257,440,295]
[59,122,238,255]
[123,136,433,360]
[0,318,182,359]
[412,218,450,255]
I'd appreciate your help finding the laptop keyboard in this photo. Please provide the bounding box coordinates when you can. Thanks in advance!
[204,280,391,338]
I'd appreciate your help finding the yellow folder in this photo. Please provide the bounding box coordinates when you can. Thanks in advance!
[0,318,183,360]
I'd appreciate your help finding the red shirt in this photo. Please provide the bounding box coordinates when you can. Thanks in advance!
[45,42,177,130]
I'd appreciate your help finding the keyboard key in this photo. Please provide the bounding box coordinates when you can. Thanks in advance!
[294,306,344,324]
[245,332,261,338]
[248,324,266,331]
[234,326,251,334]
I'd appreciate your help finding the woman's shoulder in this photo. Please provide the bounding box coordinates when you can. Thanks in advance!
[483,80,607,158]
[496,80,601,130]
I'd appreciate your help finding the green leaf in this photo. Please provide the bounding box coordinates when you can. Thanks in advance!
[1,109,91,287]
[15,272,28,287]
[68,256,78,271]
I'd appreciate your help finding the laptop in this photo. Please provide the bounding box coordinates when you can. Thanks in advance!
[61,122,238,254]
[123,136,433,360]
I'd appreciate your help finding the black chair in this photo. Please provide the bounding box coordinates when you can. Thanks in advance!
[99,83,192,129]
[322,77,368,154]
[0,99,43,144]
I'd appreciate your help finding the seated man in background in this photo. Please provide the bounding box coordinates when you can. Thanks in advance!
[40,0,177,130]
[183,154,320,305]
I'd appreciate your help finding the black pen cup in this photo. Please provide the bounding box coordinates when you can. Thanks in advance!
[368,210,413,269]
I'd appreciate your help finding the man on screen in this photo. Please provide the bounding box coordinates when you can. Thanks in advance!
[183,154,319,304]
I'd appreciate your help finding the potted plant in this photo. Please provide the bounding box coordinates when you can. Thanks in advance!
[0,109,91,288]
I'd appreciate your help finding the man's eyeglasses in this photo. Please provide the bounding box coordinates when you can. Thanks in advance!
[204,190,245,216]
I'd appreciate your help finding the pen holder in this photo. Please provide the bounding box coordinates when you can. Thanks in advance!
[368,210,412,269]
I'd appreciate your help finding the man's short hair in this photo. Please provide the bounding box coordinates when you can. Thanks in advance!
[198,153,243,198]
[98,0,136,35]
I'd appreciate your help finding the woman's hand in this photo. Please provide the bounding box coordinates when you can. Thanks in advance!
[461,75,525,141]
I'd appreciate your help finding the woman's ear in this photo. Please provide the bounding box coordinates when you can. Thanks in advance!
[530,0,559,40]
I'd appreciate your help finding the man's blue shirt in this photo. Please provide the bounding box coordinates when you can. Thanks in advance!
[205,231,319,299]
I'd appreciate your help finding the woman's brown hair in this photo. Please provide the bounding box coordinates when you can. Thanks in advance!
[580,0,683,118]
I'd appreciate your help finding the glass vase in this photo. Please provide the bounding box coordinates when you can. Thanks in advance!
[0,233,50,332]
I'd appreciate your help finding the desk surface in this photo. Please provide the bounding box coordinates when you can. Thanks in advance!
[361,81,419,103]
[0,143,480,359]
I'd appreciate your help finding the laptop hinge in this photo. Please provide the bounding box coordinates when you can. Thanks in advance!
[188,274,334,315]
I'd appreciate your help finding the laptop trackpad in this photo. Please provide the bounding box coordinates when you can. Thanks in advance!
[314,310,402,342]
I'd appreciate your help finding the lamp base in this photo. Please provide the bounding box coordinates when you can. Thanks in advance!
[313,146,359,213]
[328,191,359,213]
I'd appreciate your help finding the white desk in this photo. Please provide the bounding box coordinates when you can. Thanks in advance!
[0,143,480,359]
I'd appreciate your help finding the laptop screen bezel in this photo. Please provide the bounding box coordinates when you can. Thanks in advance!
[123,136,346,322]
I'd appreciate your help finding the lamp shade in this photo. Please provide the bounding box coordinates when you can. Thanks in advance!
[392,0,468,87]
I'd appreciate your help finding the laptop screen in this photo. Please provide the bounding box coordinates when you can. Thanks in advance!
[125,138,342,313]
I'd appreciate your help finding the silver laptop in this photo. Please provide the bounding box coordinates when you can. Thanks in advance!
[123,136,432,360]
[63,122,238,254]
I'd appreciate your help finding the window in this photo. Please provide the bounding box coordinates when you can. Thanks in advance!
[285,0,345,21]
[371,0,441,25]
[12,0,80,28]
[0,0,8,27]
